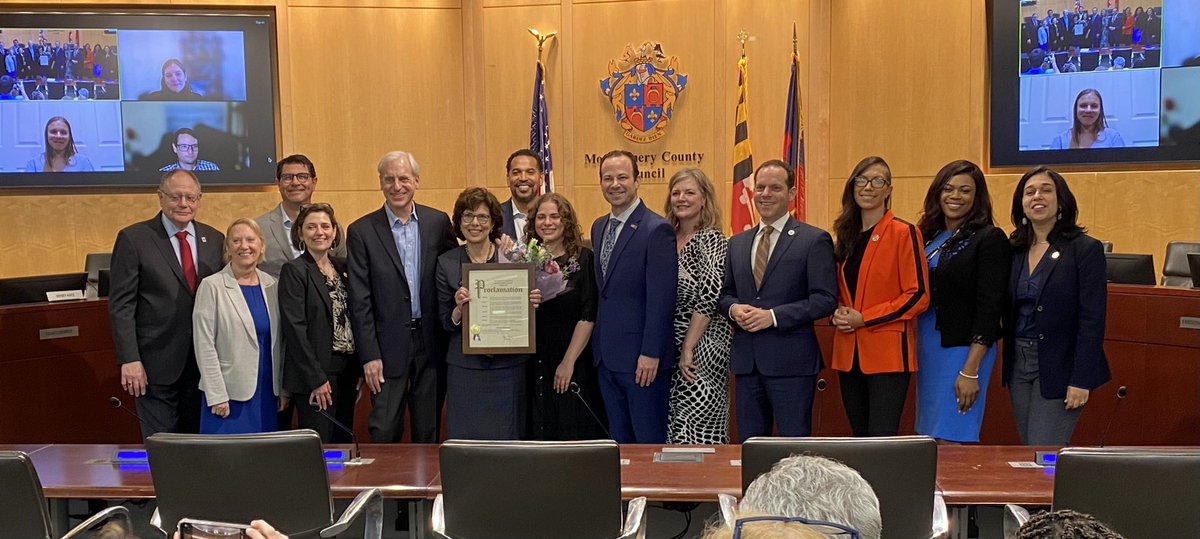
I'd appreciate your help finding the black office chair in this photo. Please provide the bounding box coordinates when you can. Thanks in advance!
[0,451,131,539]
[1161,241,1200,287]
[145,430,382,539]
[84,252,111,298]
[1052,447,1200,539]
[432,439,647,539]
[1100,240,1113,253]
[729,436,948,539]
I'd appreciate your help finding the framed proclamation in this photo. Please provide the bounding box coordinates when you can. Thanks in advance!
[462,263,537,354]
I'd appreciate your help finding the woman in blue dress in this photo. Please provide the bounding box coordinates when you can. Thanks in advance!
[915,161,1010,443]
[193,218,287,434]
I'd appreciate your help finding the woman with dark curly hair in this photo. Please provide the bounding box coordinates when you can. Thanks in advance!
[436,187,540,439]
[1015,510,1124,539]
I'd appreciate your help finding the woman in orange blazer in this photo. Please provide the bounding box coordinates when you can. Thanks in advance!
[831,156,930,437]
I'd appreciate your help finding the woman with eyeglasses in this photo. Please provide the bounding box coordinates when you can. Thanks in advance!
[1003,167,1109,445]
[278,203,360,442]
[830,156,929,437]
[914,160,1010,443]
[436,187,541,439]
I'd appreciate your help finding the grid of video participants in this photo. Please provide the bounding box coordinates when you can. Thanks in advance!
[1017,0,1200,150]
[0,27,257,175]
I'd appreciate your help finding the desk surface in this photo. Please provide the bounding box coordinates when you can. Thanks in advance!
[4,443,1064,506]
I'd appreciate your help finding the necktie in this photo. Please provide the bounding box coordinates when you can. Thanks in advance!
[176,230,197,293]
[599,218,621,279]
[753,225,773,289]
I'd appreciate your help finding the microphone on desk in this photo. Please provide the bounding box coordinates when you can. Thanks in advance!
[569,382,612,438]
[1098,386,1128,448]
[310,404,368,465]
[814,378,828,435]
[108,396,164,434]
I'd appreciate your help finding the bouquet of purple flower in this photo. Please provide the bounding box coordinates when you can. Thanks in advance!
[499,239,579,302]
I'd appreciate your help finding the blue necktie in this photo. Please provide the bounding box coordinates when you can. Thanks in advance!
[600,218,621,279]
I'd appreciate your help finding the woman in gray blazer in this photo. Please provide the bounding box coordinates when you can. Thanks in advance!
[193,218,287,434]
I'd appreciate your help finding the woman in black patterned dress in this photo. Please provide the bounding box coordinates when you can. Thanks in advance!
[664,169,732,444]
[523,192,608,440]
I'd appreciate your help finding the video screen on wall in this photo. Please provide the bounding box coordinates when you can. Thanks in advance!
[990,0,1200,166]
[0,9,278,187]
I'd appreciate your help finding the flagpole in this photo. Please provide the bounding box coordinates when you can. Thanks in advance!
[527,28,558,61]
[527,28,557,194]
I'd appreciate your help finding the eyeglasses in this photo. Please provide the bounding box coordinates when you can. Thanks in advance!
[280,173,313,184]
[159,191,201,205]
[732,516,861,539]
[461,212,492,224]
[853,176,890,189]
[174,144,199,152]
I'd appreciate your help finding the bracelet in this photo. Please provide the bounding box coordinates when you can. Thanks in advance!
[958,371,980,379]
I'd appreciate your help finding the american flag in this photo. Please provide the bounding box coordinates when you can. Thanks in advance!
[530,60,554,193]
[782,49,806,221]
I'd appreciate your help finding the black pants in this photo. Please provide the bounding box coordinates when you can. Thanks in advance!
[839,355,910,437]
[368,327,440,443]
[295,358,361,443]
[135,360,201,440]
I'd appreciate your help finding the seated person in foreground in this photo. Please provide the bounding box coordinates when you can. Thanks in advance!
[1015,509,1124,539]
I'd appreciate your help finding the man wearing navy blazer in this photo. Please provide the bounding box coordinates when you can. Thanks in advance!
[590,150,678,443]
[347,151,457,443]
[109,170,224,438]
[718,160,838,442]
[499,149,543,245]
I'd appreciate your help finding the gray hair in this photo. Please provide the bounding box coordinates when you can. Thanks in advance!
[377,151,420,177]
[740,455,883,539]
[159,169,200,192]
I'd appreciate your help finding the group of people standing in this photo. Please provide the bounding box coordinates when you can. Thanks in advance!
[1024,5,1161,54]
[3,40,118,81]
[108,148,1111,448]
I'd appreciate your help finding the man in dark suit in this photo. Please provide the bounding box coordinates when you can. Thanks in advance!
[109,170,224,439]
[589,150,678,443]
[499,149,542,245]
[255,154,346,278]
[717,160,837,442]
[347,151,457,443]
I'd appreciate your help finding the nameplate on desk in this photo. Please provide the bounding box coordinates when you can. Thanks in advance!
[661,447,716,454]
[46,290,85,302]
[1180,317,1200,330]
[39,326,80,340]
[654,452,704,463]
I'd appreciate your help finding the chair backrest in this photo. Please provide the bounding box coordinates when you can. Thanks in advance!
[742,436,936,539]
[0,451,53,539]
[1162,241,1200,287]
[439,439,623,539]
[84,252,112,274]
[1054,447,1200,539]
[145,430,333,537]
[1100,240,1113,253]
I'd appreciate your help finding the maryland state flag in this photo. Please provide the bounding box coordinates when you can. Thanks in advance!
[731,57,756,234]
[782,50,806,221]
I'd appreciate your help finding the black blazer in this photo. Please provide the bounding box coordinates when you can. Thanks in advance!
[434,247,529,370]
[108,213,224,385]
[1002,233,1111,399]
[278,252,357,395]
[927,225,1011,347]
[346,204,457,378]
[500,198,518,241]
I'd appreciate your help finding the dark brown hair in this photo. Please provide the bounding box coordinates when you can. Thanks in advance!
[1008,166,1084,250]
[451,187,504,242]
[276,153,316,180]
[832,156,892,261]
[598,150,639,181]
[524,192,585,258]
[290,203,342,252]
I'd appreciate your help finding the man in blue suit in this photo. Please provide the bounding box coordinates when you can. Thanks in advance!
[718,160,837,442]
[590,150,678,443]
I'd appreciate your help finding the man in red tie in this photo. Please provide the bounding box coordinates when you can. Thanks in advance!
[109,170,224,438]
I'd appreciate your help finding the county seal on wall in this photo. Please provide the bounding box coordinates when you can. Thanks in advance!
[599,41,689,144]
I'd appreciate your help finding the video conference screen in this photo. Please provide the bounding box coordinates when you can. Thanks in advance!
[0,9,278,187]
[990,0,1200,166]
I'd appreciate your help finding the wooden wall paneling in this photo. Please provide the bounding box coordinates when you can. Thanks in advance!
[285,5,468,194]
[570,0,717,228]
[462,0,488,188]
[287,0,462,8]
[480,3,564,192]
[0,197,80,276]
[806,0,831,229]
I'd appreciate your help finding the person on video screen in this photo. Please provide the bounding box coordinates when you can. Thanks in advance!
[1049,89,1125,150]
[142,59,203,101]
[25,116,95,173]
[160,128,220,172]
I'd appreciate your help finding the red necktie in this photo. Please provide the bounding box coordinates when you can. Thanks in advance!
[176,230,197,293]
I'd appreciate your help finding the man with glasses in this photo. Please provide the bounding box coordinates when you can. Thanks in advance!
[255,154,346,277]
[347,151,457,444]
[160,128,220,172]
[108,170,224,438]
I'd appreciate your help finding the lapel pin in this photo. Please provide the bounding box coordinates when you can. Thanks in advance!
[787,229,795,236]
[1051,251,1060,259]
[200,236,207,243]
[871,235,880,242]
[629,224,638,230]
